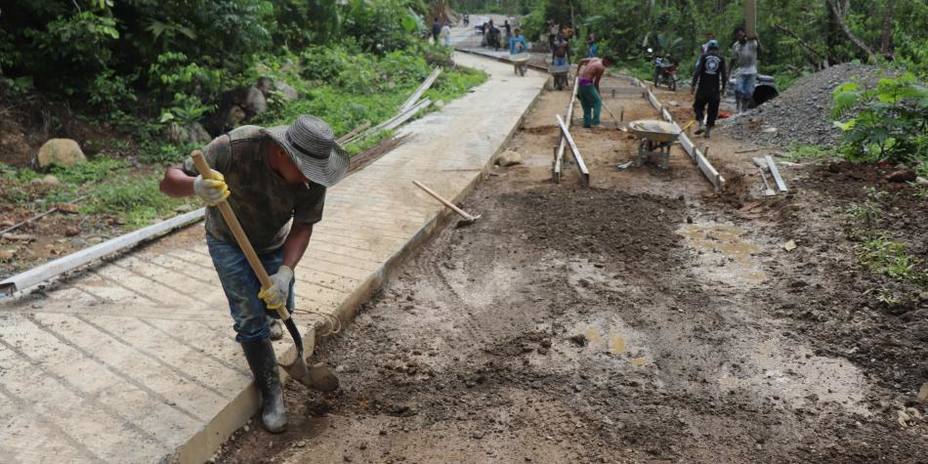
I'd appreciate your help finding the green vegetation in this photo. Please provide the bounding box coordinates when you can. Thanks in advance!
[783,144,834,163]
[832,74,928,165]
[846,187,928,307]
[858,235,928,287]
[0,1,488,230]
[0,158,194,228]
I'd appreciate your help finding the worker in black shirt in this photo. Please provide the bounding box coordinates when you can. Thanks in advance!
[691,40,727,138]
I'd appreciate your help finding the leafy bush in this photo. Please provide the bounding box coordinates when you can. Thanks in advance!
[833,74,928,164]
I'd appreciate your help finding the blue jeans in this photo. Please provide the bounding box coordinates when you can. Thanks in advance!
[736,73,756,100]
[207,235,294,343]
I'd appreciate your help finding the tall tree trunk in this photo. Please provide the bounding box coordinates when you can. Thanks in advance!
[879,0,895,58]
[826,0,877,62]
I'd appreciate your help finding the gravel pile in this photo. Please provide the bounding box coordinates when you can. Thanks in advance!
[721,63,885,148]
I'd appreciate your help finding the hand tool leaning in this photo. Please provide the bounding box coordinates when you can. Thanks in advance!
[192,150,338,392]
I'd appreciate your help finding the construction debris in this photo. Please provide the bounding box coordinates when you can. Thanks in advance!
[496,150,523,167]
[766,155,788,192]
[400,68,442,113]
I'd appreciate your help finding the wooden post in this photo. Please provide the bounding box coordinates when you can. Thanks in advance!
[744,0,757,37]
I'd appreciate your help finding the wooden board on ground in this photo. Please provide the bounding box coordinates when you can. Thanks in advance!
[555,114,590,187]
[553,78,579,184]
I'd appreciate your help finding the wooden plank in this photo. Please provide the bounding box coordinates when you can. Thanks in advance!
[555,114,589,186]
[0,208,206,296]
[766,155,788,192]
[553,78,579,184]
[383,99,431,131]
[400,68,442,113]
[676,129,697,162]
[696,149,723,192]
[337,121,371,145]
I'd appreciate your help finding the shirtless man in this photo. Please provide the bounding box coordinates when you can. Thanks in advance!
[577,57,608,128]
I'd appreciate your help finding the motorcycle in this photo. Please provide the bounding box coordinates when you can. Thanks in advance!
[652,54,678,91]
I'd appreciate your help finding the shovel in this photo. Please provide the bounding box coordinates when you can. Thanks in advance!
[192,151,338,392]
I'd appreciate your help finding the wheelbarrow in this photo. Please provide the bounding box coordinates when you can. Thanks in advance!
[550,62,570,90]
[627,120,680,170]
[511,54,530,76]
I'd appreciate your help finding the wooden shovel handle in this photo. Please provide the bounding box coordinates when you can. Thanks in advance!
[191,151,290,321]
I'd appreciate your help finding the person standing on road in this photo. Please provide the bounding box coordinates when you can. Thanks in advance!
[691,40,727,139]
[586,33,599,58]
[577,57,608,128]
[159,116,349,434]
[432,18,442,44]
[440,21,452,47]
[548,20,559,49]
[503,19,512,43]
[552,32,570,67]
[730,26,760,113]
[509,27,527,55]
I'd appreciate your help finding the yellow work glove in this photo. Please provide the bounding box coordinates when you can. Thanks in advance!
[258,265,293,310]
[193,170,230,206]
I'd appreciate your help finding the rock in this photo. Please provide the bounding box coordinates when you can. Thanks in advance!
[256,77,299,102]
[496,150,523,167]
[0,248,15,261]
[255,77,274,97]
[243,86,268,115]
[36,138,86,168]
[225,106,247,128]
[2,233,35,242]
[916,177,928,185]
[918,383,928,403]
[885,169,917,183]
[783,240,798,251]
[30,175,60,186]
[274,80,299,101]
[166,122,212,146]
[569,333,588,347]
[64,226,80,237]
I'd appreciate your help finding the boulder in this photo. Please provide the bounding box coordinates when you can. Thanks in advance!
[36,138,86,168]
[495,150,523,167]
[255,77,274,97]
[256,77,299,102]
[166,122,212,146]
[243,86,268,115]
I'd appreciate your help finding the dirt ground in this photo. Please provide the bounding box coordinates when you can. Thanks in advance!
[217,76,928,463]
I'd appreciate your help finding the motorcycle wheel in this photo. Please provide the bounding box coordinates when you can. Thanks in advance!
[654,71,660,87]
[670,79,677,91]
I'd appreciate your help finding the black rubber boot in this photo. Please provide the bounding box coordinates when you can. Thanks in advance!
[241,338,287,433]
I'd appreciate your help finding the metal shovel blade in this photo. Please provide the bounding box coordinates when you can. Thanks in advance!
[278,317,340,392]
[280,355,340,392]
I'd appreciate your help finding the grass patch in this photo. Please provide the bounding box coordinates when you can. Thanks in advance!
[858,235,928,287]
[846,187,928,305]
[81,173,195,228]
[783,144,834,163]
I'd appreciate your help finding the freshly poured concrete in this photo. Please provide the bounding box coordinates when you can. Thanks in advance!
[0,53,546,464]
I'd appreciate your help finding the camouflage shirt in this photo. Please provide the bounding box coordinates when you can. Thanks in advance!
[182,125,326,253]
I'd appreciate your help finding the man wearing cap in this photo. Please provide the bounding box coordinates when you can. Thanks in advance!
[159,115,349,433]
[691,40,727,138]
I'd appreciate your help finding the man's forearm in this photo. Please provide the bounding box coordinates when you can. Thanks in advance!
[160,166,195,197]
[281,223,313,269]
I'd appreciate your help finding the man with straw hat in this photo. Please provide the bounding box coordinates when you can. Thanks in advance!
[160,115,349,432]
